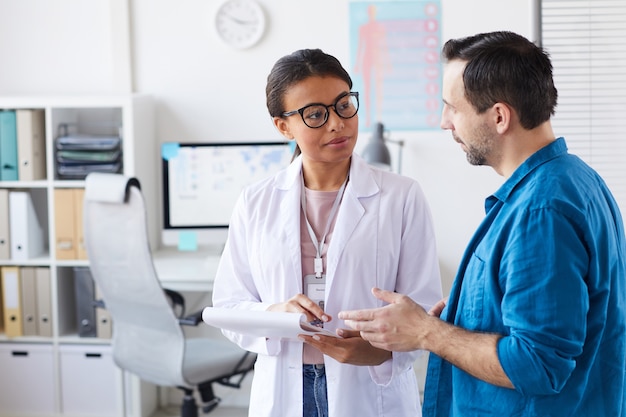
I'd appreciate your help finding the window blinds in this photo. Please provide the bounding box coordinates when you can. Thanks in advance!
[541,0,626,212]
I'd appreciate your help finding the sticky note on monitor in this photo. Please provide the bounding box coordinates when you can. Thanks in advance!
[178,231,198,251]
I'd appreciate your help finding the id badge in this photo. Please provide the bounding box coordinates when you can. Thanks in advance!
[304,273,326,310]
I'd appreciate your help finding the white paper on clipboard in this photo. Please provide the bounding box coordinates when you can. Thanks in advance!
[202,307,340,340]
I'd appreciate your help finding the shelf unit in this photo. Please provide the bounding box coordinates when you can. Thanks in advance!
[0,95,159,417]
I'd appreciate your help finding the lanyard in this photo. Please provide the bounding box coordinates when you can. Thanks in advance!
[300,173,348,277]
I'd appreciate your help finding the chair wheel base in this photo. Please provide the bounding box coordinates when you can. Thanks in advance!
[202,397,221,414]
[181,396,199,417]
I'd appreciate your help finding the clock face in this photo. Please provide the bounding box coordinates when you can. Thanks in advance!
[215,0,266,49]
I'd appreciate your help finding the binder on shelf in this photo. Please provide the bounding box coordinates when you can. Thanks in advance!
[0,189,9,259]
[16,109,46,181]
[73,267,96,338]
[1,266,23,337]
[35,267,52,337]
[74,188,87,260]
[0,275,3,334]
[95,285,112,339]
[20,267,38,336]
[0,110,18,181]
[53,188,86,260]
[9,191,45,261]
[54,188,77,260]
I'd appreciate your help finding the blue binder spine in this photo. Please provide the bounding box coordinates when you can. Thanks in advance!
[0,110,19,181]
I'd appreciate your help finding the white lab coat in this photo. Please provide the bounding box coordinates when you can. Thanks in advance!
[212,153,442,417]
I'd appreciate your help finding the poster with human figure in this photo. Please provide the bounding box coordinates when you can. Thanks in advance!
[350,1,442,131]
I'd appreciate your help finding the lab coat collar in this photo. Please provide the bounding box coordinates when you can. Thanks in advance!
[273,153,381,198]
[274,153,380,294]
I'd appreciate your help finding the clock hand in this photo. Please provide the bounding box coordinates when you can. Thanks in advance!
[223,13,258,25]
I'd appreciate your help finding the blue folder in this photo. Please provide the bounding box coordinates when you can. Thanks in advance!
[0,110,18,181]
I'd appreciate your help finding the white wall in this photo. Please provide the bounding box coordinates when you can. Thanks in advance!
[0,0,532,293]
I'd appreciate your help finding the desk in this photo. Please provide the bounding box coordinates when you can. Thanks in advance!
[152,248,222,292]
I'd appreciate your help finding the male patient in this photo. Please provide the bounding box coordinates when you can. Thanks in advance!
[340,31,626,417]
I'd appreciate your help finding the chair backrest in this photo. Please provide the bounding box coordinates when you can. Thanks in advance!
[83,172,187,387]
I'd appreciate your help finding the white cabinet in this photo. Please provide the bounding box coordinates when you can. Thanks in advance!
[0,95,158,417]
[0,343,56,415]
[59,344,123,416]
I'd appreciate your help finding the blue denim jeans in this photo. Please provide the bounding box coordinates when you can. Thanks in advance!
[303,364,328,417]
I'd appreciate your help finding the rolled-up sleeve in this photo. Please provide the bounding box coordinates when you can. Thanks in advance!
[497,207,588,395]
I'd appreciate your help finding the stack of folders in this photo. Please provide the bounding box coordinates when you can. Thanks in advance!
[0,109,46,181]
[73,267,112,339]
[55,134,122,180]
[0,189,46,261]
[0,266,53,338]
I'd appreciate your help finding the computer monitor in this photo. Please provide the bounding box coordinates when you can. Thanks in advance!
[161,141,294,251]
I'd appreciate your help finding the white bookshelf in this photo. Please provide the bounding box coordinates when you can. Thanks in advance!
[0,94,158,417]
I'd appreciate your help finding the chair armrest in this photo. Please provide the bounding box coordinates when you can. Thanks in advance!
[162,288,203,325]
[163,288,186,318]
[179,310,203,326]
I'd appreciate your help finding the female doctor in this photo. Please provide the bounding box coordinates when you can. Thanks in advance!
[211,49,442,417]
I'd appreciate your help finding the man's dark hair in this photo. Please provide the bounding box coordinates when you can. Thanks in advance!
[442,31,558,129]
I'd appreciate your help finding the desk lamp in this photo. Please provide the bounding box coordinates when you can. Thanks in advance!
[361,122,404,174]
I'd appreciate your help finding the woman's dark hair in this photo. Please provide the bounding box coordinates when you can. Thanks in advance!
[442,31,558,130]
[266,49,352,117]
[266,49,353,159]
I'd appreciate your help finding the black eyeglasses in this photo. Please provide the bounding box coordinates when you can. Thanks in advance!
[281,92,359,129]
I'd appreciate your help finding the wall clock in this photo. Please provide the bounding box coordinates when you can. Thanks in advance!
[215,0,266,49]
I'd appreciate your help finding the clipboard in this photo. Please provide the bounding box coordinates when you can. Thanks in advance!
[202,307,340,340]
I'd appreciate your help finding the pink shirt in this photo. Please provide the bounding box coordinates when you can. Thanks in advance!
[300,187,340,364]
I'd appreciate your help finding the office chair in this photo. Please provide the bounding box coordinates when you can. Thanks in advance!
[83,172,255,417]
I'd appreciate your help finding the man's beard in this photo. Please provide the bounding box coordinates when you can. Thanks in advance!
[463,123,496,166]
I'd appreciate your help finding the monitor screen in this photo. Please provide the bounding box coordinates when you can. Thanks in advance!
[161,141,294,250]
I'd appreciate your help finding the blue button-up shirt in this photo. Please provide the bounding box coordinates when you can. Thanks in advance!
[423,138,626,416]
